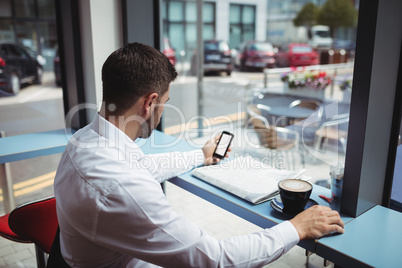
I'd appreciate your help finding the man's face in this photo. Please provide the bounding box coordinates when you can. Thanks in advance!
[142,87,170,138]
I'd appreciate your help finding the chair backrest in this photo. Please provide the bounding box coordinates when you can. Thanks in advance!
[319,113,350,130]
[0,213,31,243]
[254,125,280,149]
[8,196,58,254]
[289,99,321,111]
[246,104,279,149]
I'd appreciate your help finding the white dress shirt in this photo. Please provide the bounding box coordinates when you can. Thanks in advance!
[54,113,300,267]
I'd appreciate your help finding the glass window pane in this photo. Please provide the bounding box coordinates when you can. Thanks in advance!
[15,21,38,52]
[169,23,184,54]
[169,1,183,22]
[243,25,255,41]
[186,23,196,46]
[203,24,214,40]
[38,22,57,71]
[242,6,255,24]
[203,3,214,23]
[230,5,241,24]
[162,0,167,20]
[0,0,12,16]
[14,0,35,18]
[38,0,55,18]
[229,25,241,48]
[0,19,15,42]
[185,2,196,23]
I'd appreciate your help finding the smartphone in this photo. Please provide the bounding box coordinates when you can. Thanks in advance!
[213,131,234,159]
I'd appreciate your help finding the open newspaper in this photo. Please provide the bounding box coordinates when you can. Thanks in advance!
[191,155,309,204]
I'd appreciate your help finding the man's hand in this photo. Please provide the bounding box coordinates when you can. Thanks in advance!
[289,205,344,240]
[202,134,231,165]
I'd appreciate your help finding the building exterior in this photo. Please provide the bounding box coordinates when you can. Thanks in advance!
[162,0,267,61]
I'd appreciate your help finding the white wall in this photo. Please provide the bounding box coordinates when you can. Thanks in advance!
[79,0,123,117]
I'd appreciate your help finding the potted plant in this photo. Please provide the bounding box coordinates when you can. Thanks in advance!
[280,68,332,98]
[281,68,332,90]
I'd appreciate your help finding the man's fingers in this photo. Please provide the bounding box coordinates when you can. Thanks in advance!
[329,216,345,228]
[328,224,345,234]
[212,157,220,164]
[325,211,345,227]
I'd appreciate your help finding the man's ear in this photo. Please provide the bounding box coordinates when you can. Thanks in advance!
[144,93,159,115]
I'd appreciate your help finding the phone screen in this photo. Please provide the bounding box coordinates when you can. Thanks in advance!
[213,132,234,159]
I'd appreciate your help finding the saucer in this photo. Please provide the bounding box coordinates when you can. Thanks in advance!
[270,195,318,214]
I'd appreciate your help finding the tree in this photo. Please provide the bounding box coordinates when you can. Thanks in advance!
[317,0,357,39]
[293,2,319,29]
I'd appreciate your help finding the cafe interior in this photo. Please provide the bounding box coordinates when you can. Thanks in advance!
[0,0,401,267]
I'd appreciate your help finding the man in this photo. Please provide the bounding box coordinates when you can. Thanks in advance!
[54,42,344,267]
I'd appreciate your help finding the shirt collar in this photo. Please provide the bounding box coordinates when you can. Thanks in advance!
[91,113,143,158]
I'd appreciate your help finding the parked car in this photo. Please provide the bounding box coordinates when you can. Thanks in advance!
[54,48,61,87]
[0,43,43,95]
[162,38,176,66]
[235,41,276,71]
[333,39,355,60]
[191,40,233,76]
[333,39,355,52]
[276,43,319,67]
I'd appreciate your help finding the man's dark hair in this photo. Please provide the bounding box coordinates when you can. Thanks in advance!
[102,42,177,115]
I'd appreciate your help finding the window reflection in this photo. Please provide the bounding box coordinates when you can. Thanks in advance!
[160,0,357,186]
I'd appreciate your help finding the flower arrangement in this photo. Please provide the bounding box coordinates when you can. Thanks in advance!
[281,68,332,90]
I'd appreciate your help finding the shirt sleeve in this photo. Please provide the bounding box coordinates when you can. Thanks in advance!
[139,149,205,183]
[93,173,300,268]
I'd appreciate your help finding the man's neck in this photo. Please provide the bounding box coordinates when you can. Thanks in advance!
[99,110,142,141]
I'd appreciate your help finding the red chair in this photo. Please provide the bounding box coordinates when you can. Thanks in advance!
[0,212,31,243]
[0,196,58,268]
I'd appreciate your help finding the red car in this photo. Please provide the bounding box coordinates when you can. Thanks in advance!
[235,40,276,71]
[276,43,319,67]
[162,38,176,66]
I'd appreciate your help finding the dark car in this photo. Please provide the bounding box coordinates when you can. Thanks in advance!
[276,43,319,67]
[191,40,233,76]
[0,43,43,95]
[333,39,355,60]
[235,41,276,71]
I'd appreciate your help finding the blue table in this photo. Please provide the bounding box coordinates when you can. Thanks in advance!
[137,131,354,252]
[268,106,315,119]
[0,129,74,164]
[268,106,315,126]
[316,205,402,268]
[0,129,74,212]
[2,129,400,267]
